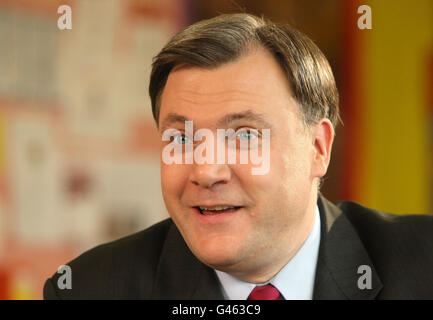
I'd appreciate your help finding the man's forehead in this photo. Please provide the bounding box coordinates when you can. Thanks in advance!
[160,66,273,125]
[165,88,264,106]
[164,69,264,98]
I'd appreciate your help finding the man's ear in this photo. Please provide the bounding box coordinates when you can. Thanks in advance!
[311,118,335,179]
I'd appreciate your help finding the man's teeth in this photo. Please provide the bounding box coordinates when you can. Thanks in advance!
[199,206,235,211]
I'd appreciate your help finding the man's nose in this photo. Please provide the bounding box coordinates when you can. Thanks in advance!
[189,163,231,188]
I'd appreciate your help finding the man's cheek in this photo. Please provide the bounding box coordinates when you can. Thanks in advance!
[162,164,188,194]
[161,166,177,193]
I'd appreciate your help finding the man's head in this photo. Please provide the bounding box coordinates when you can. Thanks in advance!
[149,13,339,282]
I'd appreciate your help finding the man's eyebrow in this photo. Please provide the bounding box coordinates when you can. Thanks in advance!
[159,110,273,131]
[216,110,273,129]
[159,113,190,131]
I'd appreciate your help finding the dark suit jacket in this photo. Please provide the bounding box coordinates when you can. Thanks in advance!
[43,195,433,299]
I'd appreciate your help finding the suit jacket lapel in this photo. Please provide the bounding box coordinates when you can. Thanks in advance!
[313,195,383,299]
[151,222,224,299]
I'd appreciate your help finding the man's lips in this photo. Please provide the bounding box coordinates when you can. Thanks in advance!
[192,205,244,215]
[190,204,245,225]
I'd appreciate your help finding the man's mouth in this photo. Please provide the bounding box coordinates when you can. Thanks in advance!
[195,205,243,215]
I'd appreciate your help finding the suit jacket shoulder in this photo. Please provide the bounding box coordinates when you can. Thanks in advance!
[44,218,223,300]
[44,219,173,299]
[335,200,433,298]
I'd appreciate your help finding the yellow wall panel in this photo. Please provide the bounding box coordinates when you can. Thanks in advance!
[362,0,433,213]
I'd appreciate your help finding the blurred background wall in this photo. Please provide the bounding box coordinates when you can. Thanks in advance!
[0,0,431,299]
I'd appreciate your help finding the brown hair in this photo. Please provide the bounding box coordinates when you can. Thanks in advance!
[149,13,340,128]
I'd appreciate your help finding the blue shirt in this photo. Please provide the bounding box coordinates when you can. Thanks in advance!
[214,205,321,300]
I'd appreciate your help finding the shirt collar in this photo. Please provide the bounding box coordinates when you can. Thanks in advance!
[215,205,321,300]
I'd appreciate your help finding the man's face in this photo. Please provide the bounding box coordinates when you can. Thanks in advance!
[158,47,332,282]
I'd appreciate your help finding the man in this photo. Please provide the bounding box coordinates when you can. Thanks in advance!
[44,13,433,300]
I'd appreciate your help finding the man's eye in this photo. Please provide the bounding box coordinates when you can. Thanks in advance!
[174,133,191,144]
[236,128,259,141]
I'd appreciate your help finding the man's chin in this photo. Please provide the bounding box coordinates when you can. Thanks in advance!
[191,242,243,270]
